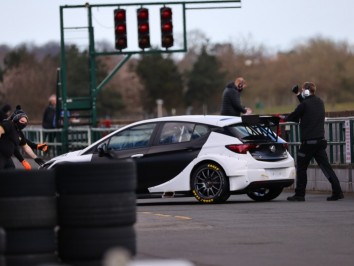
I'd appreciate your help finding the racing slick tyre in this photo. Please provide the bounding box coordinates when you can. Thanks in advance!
[58,226,136,260]
[0,228,4,255]
[0,197,57,229]
[246,187,284,202]
[5,228,56,255]
[57,193,136,227]
[60,260,102,266]
[5,253,60,266]
[191,163,230,204]
[0,170,56,197]
[0,255,5,266]
[55,161,136,195]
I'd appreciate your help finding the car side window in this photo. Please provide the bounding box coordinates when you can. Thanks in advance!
[192,124,210,140]
[159,122,195,144]
[107,123,156,150]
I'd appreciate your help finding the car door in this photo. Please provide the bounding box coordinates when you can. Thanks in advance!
[137,122,210,189]
[90,123,158,191]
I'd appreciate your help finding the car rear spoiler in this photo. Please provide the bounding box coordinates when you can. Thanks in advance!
[241,115,280,126]
[241,115,281,140]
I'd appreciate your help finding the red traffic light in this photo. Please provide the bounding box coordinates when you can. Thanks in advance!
[138,23,149,34]
[115,24,126,34]
[161,8,172,20]
[137,8,149,20]
[114,9,126,21]
[161,22,173,33]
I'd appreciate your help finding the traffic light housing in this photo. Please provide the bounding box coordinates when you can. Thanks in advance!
[137,8,151,49]
[160,7,173,48]
[114,9,127,50]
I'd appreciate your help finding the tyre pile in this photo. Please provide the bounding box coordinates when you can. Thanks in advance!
[0,170,59,266]
[0,160,137,266]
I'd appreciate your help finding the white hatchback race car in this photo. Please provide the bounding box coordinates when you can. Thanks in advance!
[42,115,295,203]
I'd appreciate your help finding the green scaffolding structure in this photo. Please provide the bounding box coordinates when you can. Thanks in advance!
[58,1,241,151]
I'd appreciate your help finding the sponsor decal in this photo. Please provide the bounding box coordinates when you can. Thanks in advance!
[192,190,214,203]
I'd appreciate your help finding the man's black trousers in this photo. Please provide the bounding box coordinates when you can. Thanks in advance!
[295,139,342,196]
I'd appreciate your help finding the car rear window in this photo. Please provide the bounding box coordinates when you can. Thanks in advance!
[227,123,277,143]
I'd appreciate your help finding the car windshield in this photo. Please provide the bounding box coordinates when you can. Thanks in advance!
[107,123,156,150]
[227,123,278,143]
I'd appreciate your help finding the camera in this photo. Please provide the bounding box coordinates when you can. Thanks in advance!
[291,85,299,94]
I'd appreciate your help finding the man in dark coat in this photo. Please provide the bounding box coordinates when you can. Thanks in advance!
[220,77,252,116]
[285,82,344,201]
[42,94,56,129]
[0,107,46,170]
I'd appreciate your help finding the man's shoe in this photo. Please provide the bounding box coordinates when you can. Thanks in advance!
[327,193,344,201]
[287,195,305,202]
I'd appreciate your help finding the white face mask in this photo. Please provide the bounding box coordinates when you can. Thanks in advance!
[301,89,310,98]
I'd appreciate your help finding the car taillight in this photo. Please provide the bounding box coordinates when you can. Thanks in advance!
[225,144,258,154]
[282,143,288,150]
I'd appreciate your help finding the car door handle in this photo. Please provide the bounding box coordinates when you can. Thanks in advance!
[186,146,198,150]
[131,154,144,158]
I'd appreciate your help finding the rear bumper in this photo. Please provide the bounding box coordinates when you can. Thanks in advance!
[230,179,294,194]
[228,166,296,192]
[246,179,294,189]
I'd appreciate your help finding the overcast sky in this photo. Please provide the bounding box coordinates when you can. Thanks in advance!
[1,0,354,52]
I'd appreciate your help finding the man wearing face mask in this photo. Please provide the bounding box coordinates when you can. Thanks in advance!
[220,77,252,116]
[285,82,344,201]
[0,107,46,170]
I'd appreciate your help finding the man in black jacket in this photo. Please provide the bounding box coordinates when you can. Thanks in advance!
[42,94,56,129]
[285,82,343,201]
[0,107,46,170]
[220,77,252,116]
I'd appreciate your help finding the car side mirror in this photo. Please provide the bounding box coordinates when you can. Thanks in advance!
[97,142,108,157]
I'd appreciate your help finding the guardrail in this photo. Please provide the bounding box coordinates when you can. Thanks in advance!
[279,118,353,164]
[23,126,119,159]
[23,118,354,164]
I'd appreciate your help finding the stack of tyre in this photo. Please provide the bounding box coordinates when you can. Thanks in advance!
[55,160,137,266]
[0,170,59,266]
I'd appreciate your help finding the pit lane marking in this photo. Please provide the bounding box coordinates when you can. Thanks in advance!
[139,211,192,220]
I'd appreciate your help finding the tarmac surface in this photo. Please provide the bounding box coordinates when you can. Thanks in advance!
[134,191,354,266]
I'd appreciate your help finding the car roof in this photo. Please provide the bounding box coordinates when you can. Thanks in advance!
[130,115,243,127]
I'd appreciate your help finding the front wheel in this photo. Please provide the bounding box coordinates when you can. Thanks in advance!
[247,187,283,202]
[191,163,230,204]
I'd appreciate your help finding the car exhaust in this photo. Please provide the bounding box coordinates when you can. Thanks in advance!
[162,191,175,198]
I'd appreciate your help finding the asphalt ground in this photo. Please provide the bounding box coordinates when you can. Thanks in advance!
[134,191,354,266]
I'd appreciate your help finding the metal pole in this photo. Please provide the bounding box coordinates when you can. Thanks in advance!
[59,7,69,153]
[87,5,98,126]
[96,54,132,94]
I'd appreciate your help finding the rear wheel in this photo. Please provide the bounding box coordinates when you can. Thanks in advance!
[247,187,283,202]
[191,163,230,204]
